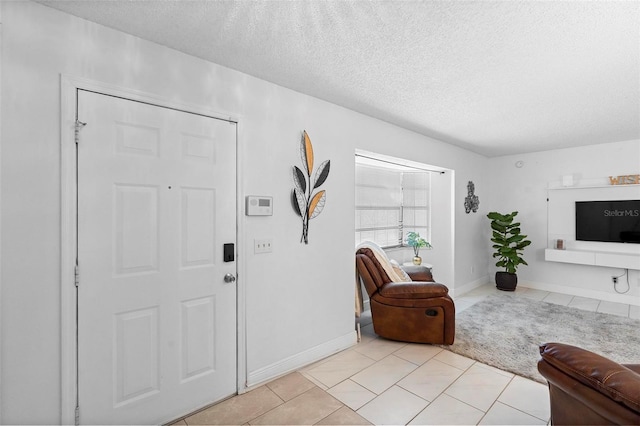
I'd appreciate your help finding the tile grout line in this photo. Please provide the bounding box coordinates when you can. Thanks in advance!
[331,344,440,424]
[312,401,347,426]
[396,383,437,426]
[327,346,444,413]
[454,372,516,425]
[245,385,326,425]
[406,357,482,423]
[242,388,287,425]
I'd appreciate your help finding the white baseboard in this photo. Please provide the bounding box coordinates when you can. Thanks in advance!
[450,275,639,306]
[519,280,640,306]
[452,275,490,298]
[246,331,357,389]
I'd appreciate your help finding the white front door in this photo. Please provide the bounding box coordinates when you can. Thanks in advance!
[77,90,237,424]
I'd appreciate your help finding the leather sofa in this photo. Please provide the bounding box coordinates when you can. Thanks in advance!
[356,247,455,345]
[538,342,640,425]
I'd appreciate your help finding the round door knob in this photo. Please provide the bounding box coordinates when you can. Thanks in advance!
[224,273,236,283]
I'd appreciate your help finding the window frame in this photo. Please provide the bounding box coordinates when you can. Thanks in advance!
[355,164,431,249]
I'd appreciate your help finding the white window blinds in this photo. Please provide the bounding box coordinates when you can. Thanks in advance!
[355,161,431,248]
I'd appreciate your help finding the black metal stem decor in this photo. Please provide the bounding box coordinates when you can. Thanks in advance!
[291,130,331,244]
[464,180,479,213]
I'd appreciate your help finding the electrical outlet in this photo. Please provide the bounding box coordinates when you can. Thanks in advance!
[612,276,618,284]
[254,239,273,254]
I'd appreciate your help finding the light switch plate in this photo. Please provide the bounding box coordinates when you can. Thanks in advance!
[254,239,273,254]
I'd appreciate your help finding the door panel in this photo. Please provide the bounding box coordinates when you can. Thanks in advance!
[181,296,216,381]
[114,184,159,274]
[77,90,236,424]
[114,306,160,406]
[181,187,216,267]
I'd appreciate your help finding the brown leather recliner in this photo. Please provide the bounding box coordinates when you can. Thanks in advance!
[356,247,455,345]
[538,342,640,425]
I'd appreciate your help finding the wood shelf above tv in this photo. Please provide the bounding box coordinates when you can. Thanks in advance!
[545,249,640,270]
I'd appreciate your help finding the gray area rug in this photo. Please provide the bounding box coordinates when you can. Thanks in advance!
[443,293,640,383]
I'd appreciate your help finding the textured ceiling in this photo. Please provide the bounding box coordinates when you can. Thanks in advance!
[37,0,640,157]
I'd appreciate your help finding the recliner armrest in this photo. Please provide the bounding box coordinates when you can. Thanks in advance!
[400,265,433,282]
[404,270,433,282]
[539,342,640,413]
[624,364,640,375]
[378,281,449,299]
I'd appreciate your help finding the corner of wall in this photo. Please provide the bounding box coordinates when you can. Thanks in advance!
[450,275,490,298]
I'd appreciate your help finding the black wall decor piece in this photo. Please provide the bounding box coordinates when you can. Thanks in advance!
[464,181,479,213]
[291,130,331,244]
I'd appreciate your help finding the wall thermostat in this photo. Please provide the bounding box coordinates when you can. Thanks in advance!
[246,196,273,216]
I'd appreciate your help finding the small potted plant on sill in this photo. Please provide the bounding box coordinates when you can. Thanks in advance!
[406,231,432,266]
[487,211,532,291]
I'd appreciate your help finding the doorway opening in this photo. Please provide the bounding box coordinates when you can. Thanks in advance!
[354,149,455,302]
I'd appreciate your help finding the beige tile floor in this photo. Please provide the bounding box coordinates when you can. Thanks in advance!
[172,284,637,425]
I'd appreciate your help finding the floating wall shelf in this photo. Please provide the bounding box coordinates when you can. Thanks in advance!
[545,178,640,271]
[545,249,640,270]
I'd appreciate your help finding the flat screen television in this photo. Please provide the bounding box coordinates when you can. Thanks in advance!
[576,200,640,243]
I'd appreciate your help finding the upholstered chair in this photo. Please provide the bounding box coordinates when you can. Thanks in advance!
[356,247,455,345]
[538,342,640,425]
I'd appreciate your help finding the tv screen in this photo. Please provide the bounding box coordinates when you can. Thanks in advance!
[576,200,640,243]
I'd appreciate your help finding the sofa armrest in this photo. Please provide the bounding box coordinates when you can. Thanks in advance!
[378,281,448,299]
[400,265,433,282]
[623,364,640,375]
[539,342,640,413]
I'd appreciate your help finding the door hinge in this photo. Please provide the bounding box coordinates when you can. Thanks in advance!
[75,120,87,144]
[74,264,80,287]
[75,405,80,426]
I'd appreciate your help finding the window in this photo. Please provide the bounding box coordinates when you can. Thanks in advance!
[355,158,431,248]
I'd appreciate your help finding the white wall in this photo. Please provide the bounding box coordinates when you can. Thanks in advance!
[0,2,490,423]
[487,140,640,304]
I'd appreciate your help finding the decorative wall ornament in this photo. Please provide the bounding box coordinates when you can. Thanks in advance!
[464,180,480,214]
[291,130,331,244]
[609,174,640,185]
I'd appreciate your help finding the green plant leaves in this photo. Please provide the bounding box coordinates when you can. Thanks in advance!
[491,222,507,233]
[407,231,431,256]
[487,211,531,274]
[507,234,526,244]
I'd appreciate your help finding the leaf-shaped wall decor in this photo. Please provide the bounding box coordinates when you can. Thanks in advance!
[300,130,314,177]
[293,188,306,218]
[313,160,331,189]
[291,130,330,244]
[308,190,326,219]
[291,190,302,217]
[292,166,306,193]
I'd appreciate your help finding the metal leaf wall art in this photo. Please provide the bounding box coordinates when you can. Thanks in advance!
[291,130,330,244]
[464,180,480,214]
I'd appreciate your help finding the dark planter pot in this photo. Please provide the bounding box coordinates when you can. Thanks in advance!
[495,271,517,291]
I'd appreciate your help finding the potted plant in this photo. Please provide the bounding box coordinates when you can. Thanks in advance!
[406,231,432,265]
[487,211,532,291]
